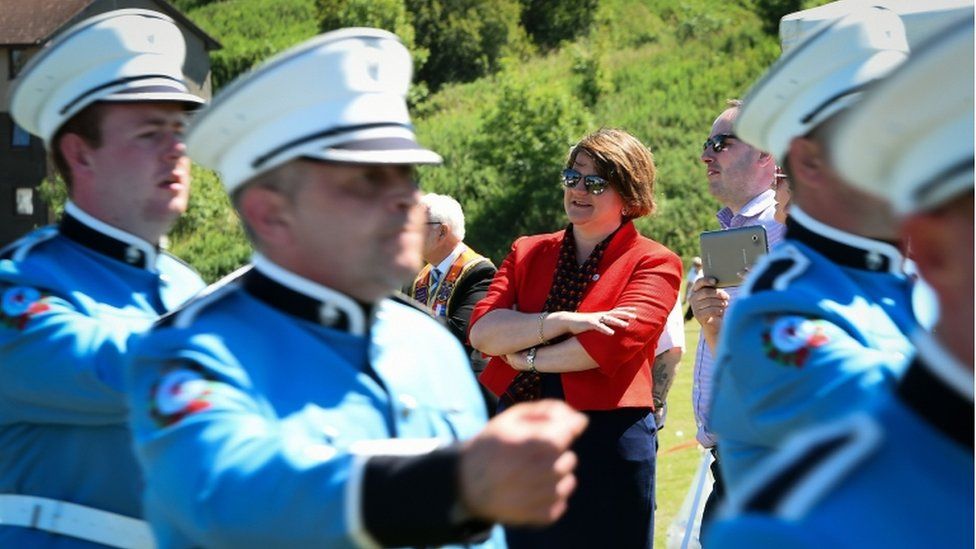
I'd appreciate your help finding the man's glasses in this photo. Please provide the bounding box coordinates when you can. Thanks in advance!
[703,133,736,153]
[561,168,609,195]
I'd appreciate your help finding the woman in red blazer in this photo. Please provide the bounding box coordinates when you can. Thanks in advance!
[469,128,681,549]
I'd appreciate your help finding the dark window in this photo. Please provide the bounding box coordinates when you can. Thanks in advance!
[11,122,30,147]
[8,48,27,79]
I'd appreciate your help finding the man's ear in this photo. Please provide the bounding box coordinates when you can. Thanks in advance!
[786,137,826,189]
[59,133,95,176]
[238,187,294,248]
[903,214,954,299]
[757,150,775,168]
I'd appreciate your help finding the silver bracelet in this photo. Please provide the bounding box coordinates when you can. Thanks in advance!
[526,347,538,374]
[538,312,550,345]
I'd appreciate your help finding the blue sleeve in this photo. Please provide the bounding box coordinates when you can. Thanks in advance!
[0,285,138,424]
[127,332,486,548]
[712,311,903,461]
[705,515,821,549]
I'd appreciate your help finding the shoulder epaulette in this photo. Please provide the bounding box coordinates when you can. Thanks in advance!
[160,248,204,279]
[742,244,811,296]
[725,414,881,520]
[0,226,59,261]
[155,264,251,329]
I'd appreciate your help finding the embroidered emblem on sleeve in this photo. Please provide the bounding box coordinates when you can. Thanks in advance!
[0,286,51,330]
[762,316,830,368]
[150,366,218,427]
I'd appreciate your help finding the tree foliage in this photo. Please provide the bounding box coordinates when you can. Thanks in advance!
[169,0,220,12]
[406,0,532,90]
[745,0,830,34]
[521,0,598,51]
[187,0,321,90]
[316,0,429,73]
[462,75,590,260]
[168,166,250,282]
[571,44,612,109]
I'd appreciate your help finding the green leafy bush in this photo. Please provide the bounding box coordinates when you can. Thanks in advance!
[186,0,320,90]
[406,0,533,90]
[571,44,612,108]
[38,174,67,219]
[520,0,598,51]
[168,166,250,282]
[461,74,590,260]
[317,0,429,72]
[747,0,826,34]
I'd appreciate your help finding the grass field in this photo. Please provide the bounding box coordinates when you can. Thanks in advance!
[654,319,704,549]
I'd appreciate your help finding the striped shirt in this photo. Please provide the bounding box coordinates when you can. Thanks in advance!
[693,189,785,447]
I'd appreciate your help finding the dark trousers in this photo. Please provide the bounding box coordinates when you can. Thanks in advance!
[502,405,658,549]
[700,448,725,541]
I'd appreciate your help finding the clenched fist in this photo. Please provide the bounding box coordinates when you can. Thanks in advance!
[458,400,588,525]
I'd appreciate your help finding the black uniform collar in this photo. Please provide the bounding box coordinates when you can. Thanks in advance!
[786,207,905,275]
[245,253,371,336]
[59,202,159,271]
[897,332,974,450]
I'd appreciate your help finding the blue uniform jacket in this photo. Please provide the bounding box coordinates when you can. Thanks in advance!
[706,332,974,548]
[710,207,921,489]
[0,202,204,547]
[125,254,504,548]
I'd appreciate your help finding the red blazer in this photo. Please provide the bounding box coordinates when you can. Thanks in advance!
[470,222,682,410]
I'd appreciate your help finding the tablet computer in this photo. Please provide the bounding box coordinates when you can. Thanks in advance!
[699,225,769,288]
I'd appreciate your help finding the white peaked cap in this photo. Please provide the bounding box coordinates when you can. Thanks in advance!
[735,5,909,163]
[186,27,442,194]
[780,0,973,53]
[830,16,973,214]
[10,9,204,145]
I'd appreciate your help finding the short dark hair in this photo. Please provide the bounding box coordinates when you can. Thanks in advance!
[232,160,310,246]
[50,103,107,191]
[568,128,657,219]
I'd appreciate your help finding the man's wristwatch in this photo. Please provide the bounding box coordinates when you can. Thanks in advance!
[525,347,538,374]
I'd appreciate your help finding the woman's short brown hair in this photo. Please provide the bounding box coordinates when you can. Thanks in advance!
[568,128,656,220]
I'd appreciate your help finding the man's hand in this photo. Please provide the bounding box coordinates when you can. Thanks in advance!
[458,400,588,525]
[688,277,729,328]
[688,277,729,353]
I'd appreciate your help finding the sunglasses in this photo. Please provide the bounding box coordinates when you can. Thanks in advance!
[703,133,736,153]
[561,168,609,195]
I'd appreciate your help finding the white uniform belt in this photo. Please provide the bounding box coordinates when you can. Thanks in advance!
[0,494,154,548]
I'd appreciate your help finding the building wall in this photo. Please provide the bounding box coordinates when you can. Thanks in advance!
[0,108,51,245]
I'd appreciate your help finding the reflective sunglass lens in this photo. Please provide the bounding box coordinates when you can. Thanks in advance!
[586,180,608,195]
[703,134,735,153]
[562,169,608,195]
[561,169,581,187]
